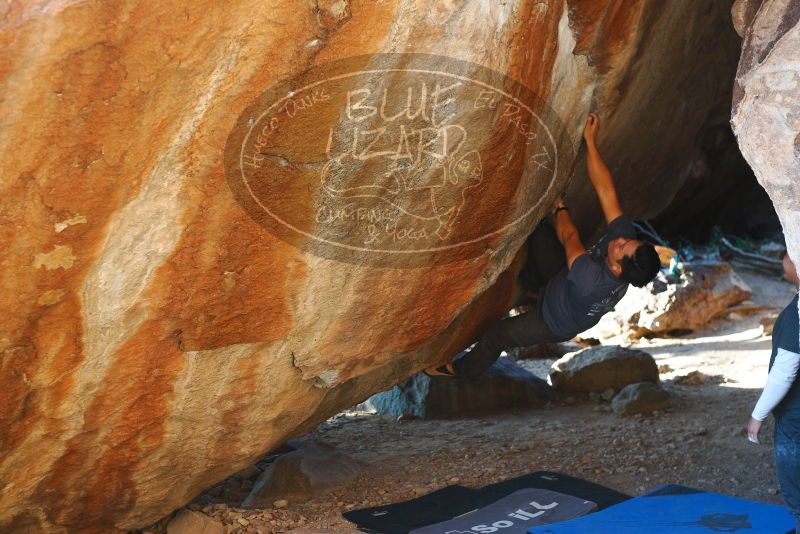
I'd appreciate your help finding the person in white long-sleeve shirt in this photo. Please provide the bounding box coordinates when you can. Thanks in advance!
[747,249,800,531]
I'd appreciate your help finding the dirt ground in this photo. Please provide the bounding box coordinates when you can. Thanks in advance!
[137,269,797,533]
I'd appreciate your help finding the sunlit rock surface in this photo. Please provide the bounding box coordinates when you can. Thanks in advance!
[582,262,752,341]
[731,0,800,266]
[0,1,743,531]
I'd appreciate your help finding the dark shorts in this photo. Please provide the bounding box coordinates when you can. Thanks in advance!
[453,293,571,380]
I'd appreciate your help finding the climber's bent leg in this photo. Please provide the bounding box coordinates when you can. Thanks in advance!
[453,303,569,379]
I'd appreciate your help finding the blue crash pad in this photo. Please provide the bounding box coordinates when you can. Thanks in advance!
[529,485,796,533]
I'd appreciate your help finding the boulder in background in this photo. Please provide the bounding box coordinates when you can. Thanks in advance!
[361,358,554,419]
[242,441,367,507]
[549,346,659,393]
[583,262,751,340]
[611,382,672,415]
[166,510,224,534]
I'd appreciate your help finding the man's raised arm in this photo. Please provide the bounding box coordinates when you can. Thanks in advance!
[583,112,623,224]
[552,198,586,269]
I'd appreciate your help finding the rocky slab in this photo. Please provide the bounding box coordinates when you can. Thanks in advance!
[549,346,659,393]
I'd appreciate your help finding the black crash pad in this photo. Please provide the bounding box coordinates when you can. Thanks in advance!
[343,472,630,533]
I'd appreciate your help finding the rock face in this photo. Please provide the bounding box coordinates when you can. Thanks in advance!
[672,371,724,386]
[611,382,671,415]
[760,312,779,336]
[549,346,659,393]
[242,441,366,507]
[361,358,554,418]
[731,0,800,270]
[0,1,745,532]
[167,509,224,534]
[582,262,752,340]
[731,0,764,38]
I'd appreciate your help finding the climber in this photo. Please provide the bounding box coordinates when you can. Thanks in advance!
[746,249,800,533]
[426,112,661,379]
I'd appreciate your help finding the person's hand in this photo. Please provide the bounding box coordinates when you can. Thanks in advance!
[547,197,564,216]
[551,197,571,218]
[583,112,600,146]
[747,417,763,444]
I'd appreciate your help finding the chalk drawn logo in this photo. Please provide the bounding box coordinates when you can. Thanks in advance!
[224,54,573,266]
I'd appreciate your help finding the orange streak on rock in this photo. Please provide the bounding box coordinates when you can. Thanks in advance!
[310,254,489,382]
[506,0,564,104]
[153,162,301,352]
[566,0,648,75]
[34,320,185,532]
[315,0,400,64]
[207,350,263,466]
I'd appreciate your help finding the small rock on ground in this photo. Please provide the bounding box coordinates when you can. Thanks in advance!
[612,382,671,415]
[166,509,224,534]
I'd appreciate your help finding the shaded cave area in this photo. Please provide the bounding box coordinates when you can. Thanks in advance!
[651,123,781,245]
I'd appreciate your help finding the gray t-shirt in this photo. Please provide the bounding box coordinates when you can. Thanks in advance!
[541,215,637,339]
